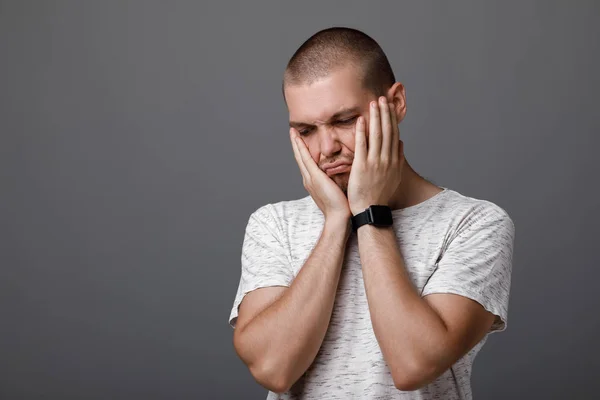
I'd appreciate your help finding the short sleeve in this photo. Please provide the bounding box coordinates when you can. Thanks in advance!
[421,204,515,333]
[228,205,295,329]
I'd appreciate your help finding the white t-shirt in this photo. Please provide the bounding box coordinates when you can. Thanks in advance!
[229,187,515,399]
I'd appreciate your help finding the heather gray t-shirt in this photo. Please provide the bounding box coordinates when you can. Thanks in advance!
[229,187,515,399]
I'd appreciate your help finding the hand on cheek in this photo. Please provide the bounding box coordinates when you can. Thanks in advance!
[347,97,404,215]
[289,127,352,221]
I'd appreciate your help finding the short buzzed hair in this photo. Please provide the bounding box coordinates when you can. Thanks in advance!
[283,27,396,99]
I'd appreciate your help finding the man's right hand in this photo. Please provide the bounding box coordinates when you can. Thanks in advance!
[290,128,352,222]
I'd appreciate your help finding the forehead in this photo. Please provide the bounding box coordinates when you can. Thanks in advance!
[285,67,371,123]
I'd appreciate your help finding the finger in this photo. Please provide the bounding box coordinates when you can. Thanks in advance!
[368,99,382,161]
[389,103,400,163]
[354,116,367,163]
[380,97,392,162]
[293,131,320,176]
[290,128,310,179]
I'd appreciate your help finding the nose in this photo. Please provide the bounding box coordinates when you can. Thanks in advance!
[318,127,342,158]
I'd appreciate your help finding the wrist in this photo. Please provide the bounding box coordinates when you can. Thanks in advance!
[350,203,371,216]
[350,205,394,232]
[324,215,352,233]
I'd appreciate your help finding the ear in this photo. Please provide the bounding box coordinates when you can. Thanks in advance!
[386,82,407,123]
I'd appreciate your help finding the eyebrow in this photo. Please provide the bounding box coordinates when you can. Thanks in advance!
[289,106,361,128]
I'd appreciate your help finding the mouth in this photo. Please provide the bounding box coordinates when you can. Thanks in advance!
[325,164,351,176]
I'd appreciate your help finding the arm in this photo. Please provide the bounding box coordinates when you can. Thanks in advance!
[356,218,509,391]
[345,96,512,390]
[233,216,351,393]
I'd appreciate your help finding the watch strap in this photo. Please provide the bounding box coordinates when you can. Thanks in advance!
[351,205,393,231]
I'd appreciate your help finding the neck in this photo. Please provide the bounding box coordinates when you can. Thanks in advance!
[387,158,443,211]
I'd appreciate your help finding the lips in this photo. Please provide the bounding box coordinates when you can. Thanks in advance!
[323,161,352,176]
[325,164,350,176]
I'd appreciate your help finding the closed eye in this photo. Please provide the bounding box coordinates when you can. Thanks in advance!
[297,117,357,135]
[336,117,357,125]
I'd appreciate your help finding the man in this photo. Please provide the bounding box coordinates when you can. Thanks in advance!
[229,27,515,399]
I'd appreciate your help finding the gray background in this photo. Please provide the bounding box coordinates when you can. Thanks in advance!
[1,1,598,399]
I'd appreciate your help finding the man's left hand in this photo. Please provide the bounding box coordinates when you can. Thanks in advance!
[347,96,405,215]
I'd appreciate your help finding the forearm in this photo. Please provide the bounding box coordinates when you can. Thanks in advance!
[357,225,450,386]
[241,217,351,391]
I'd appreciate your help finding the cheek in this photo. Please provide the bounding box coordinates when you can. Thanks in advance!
[346,128,359,153]
[309,147,320,163]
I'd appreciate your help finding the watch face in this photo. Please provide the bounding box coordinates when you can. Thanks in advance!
[369,205,393,226]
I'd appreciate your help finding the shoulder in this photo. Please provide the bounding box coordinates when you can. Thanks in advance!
[247,195,317,226]
[440,188,515,237]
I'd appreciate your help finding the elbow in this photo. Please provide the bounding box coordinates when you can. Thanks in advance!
[392,357,439,392]
[394,376,427,392]
[250,360,291,394]
[233,329,291,393]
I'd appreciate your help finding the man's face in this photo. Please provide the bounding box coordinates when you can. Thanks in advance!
[285,66,380,195]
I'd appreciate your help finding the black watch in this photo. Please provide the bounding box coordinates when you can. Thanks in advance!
[351,205,393,232]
